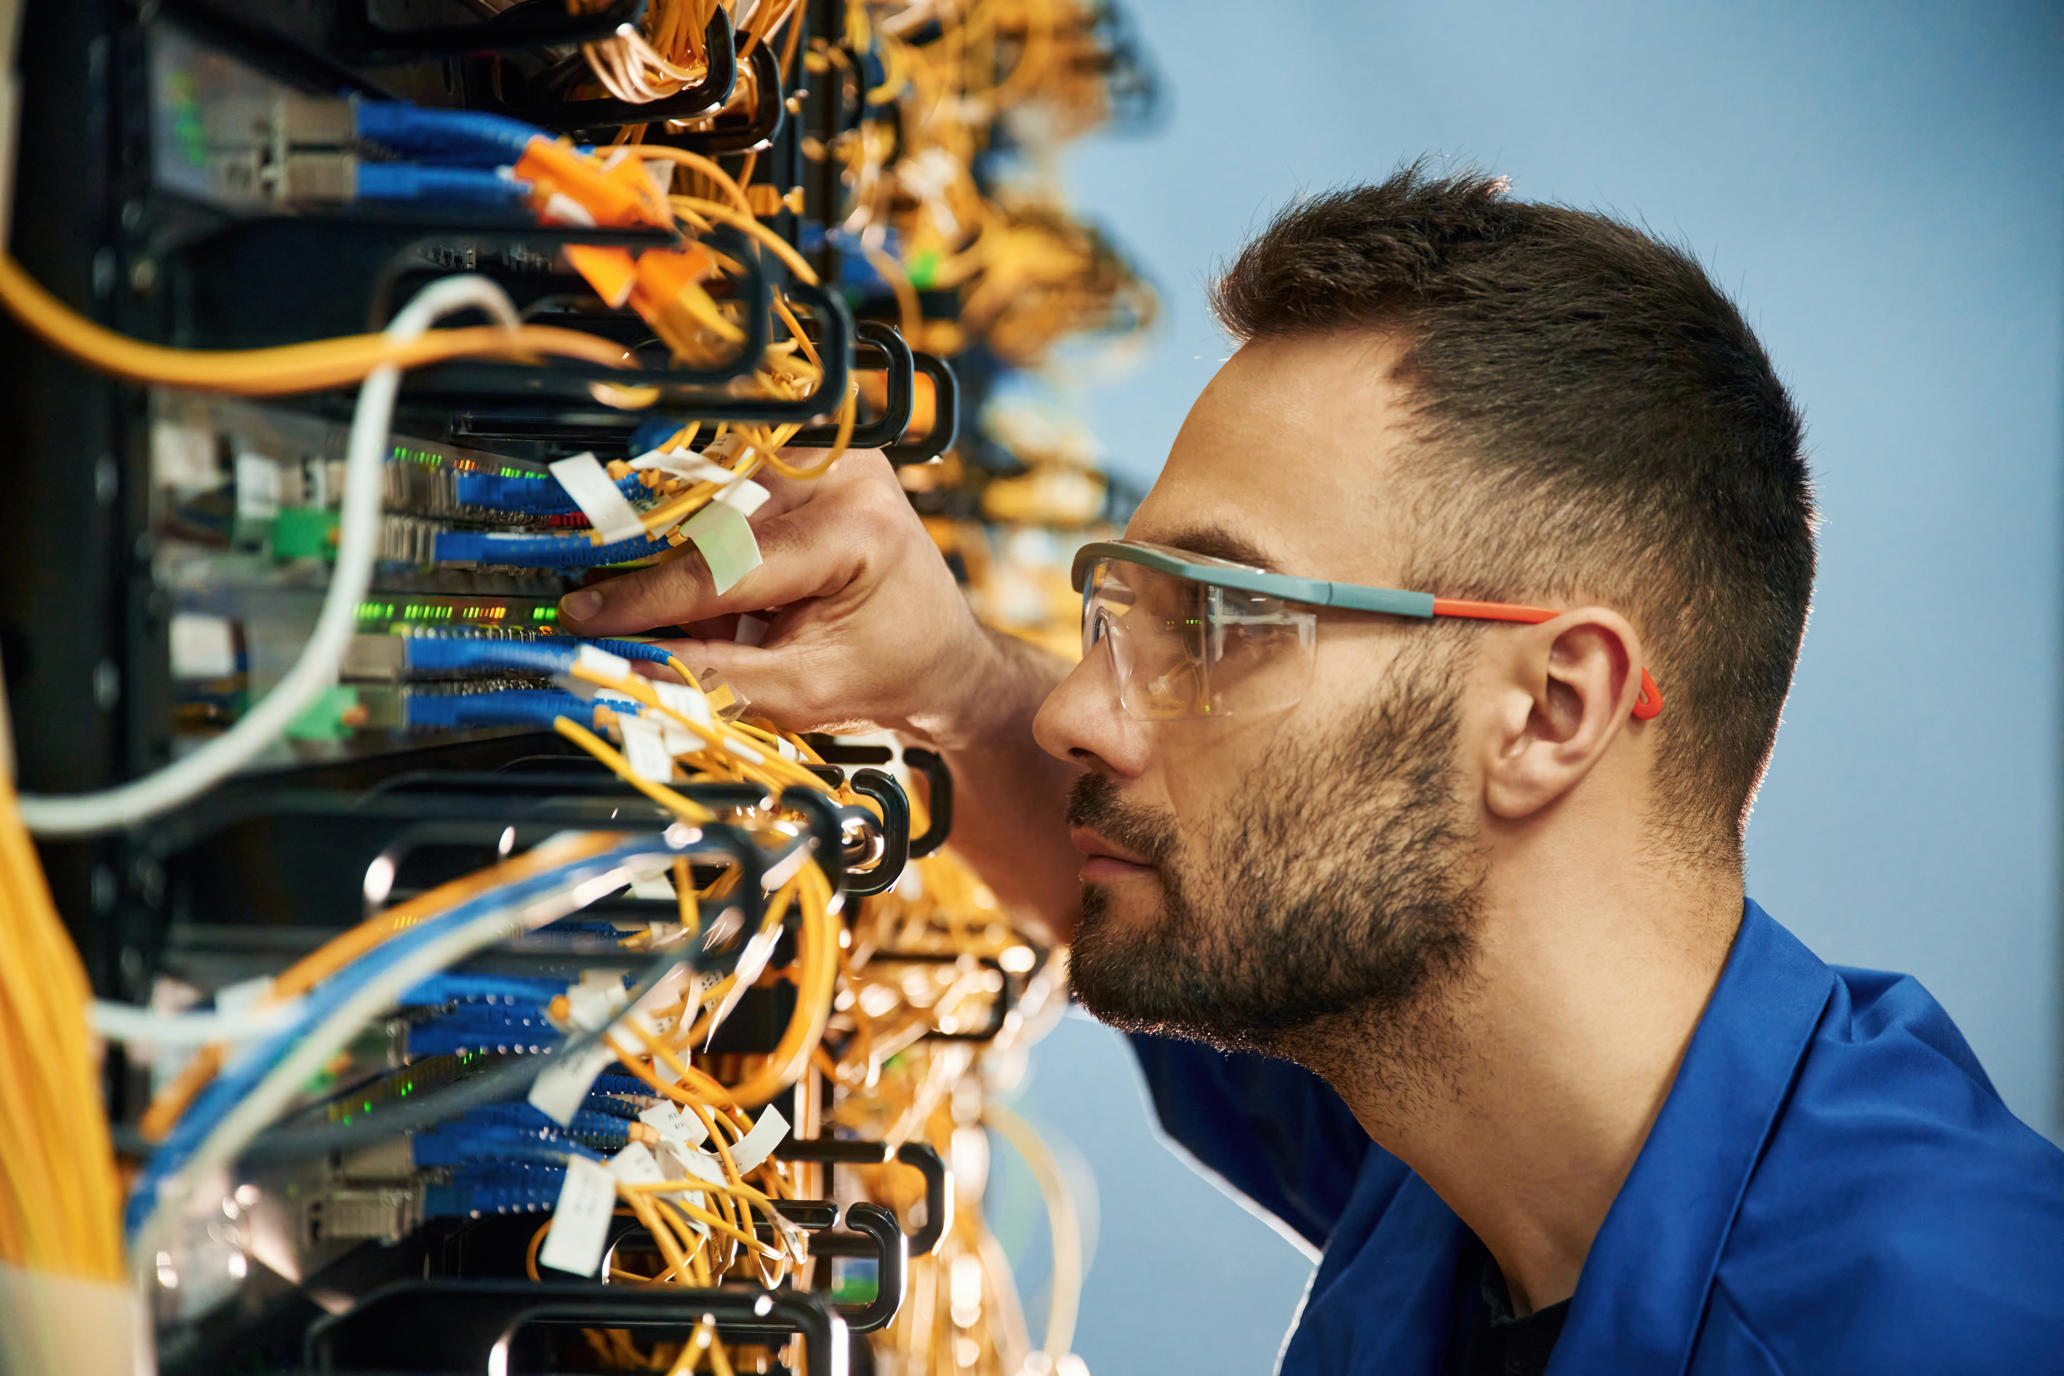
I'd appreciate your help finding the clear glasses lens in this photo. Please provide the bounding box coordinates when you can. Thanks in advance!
[1081,558,1316,720]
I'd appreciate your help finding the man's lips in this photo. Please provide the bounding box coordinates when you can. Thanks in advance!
[1069,827,1157,881]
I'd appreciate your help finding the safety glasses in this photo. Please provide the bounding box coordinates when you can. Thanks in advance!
[1070,539,1663,723]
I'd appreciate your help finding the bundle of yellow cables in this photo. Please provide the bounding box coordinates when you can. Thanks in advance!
[0,769,124,1283]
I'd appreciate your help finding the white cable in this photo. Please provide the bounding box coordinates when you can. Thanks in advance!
[19,276,524,836]
[89,998,306,1047]
[129,839,677,1270]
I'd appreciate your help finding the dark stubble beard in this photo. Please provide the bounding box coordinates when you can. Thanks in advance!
[1065,664,1486,1101]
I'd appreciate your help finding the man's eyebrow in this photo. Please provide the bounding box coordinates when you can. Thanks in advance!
[1152,525,1281,571]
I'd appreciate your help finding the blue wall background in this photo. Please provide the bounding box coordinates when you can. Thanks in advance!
[999,4,2064,1373]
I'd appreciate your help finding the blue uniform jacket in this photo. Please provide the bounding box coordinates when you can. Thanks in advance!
[1129,900,2064,1374]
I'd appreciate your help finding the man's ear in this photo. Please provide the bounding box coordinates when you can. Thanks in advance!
[1481,609,1646,821]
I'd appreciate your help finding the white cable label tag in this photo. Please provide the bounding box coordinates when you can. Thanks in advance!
[628,866,676,901]
[575,643,633,684]
[726,1105,790,1175]
[540,191,598,227]
[562,981,628,1032]
[653,679,714,728]
[631,447,737,485]
[715,476,770,517]
[703,927,781,1047]
[679,485,768,595]
[639,1101,710,1149]
[538,1156,618,1277]
[235,453,280,520]
[608,1142,669,1187]
[527,1042,618,1126]
[169,613,238,679]
[658,1141,728,1187]
[551,452,647,544]
[615,714,677,783]
[648,1145,719,1230]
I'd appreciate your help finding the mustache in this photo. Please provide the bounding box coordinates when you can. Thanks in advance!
[1066,773,1178,867]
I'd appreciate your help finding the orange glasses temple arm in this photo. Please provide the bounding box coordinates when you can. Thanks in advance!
[1428,598,1663,721]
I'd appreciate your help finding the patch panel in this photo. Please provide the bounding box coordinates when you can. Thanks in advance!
[4,1,1152,1371]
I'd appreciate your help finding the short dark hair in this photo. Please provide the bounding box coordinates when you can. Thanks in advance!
[1211,163,1814,861]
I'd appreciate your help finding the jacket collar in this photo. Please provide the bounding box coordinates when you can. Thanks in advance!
[1548,899,1835,1374]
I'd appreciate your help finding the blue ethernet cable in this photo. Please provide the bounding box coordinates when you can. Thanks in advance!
[353,101,548,168]
[403,688,635,733]
[587,639,677,666]
[538,917,642,937]
[406,1004,554,1033]
[402,638,581,677]
[629,418,684,453]
[399,972,571,1007]
[412,1122,605,1167]
[127,833,676,1240]
[425,1165,567,1218]
[590,1073,660,1101]
[433,528,672,568]
[404,1015,561,1059]
[802,224,907,289]
[399,638,671,676]
[455,469,646,515]
[460,1102,637,1148]
[575,1090,642,1122]
[354,162,529,206]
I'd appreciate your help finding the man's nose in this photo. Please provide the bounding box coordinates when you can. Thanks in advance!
[1033,642,1151,779]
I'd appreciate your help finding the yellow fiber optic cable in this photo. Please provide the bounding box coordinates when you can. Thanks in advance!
[0,254,634,395]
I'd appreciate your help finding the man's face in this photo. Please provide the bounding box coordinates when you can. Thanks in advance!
[1033,333,1489,1062]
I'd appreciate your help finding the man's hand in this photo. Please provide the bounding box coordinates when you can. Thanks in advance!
[556,447,1086,942]
[558,450,994,744]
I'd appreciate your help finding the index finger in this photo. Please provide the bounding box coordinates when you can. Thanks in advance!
[554,506,860,637]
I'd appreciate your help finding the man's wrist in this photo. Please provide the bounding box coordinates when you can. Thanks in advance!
[902,625,1067,753]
